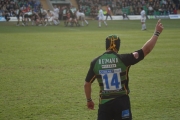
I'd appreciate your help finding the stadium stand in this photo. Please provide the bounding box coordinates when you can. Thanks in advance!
[75,0,180,17]
[69,0,78,9]
[0,0,180,18]
[40,0,50,10]
[0,0,41,17]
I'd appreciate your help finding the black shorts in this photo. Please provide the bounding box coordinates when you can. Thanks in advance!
[63,16,67,20]
[106,13,111,16]
[97,95,132,120]
[71,15,75,19]
[24,14,28,18]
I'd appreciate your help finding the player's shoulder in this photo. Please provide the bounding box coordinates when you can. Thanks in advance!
[116,53,134,66]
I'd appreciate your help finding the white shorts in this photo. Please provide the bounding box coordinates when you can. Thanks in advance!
[48,17,53,21]
[99,16,105,21]
[53,16,58,20]
[77,14,85,20]
[141,18,146,22]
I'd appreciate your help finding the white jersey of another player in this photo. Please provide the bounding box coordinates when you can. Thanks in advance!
[42,10,48,18]
[76,10,88,26]
[48,10,54,17]
[98,9,105,20]
[47,10,59,25]
[97,8,107,27]
[76,10,85,19]
[140,9,146,22]
[54,7,59,18]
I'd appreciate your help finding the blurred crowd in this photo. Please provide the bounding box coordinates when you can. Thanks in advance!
[0,0,180,18]
[0,0,41,17]
[77,0,180,17]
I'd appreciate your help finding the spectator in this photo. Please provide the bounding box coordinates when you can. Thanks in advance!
[115,9,122,15]
[4,10,10,21]
[148,4,154,15]
[90,6,98,18]
[111,0,116,14]
[133,7,140,15]
[163,4,169,15]
[169,7,175,14]
[0,8,3,17]
[173,4,178,14]
[153,4,160,15]
[162,0,167,5]
[158,4,164,15]
[129,5,134,15]
[2,4,6,13]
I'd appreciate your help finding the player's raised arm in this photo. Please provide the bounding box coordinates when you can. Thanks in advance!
[142,19,164,57]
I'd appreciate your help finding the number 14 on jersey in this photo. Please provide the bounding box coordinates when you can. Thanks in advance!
[99,69,122,91]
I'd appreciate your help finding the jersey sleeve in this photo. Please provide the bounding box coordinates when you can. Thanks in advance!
[85,56,100,83]
[85,61,96,83]
[118,49,144,66]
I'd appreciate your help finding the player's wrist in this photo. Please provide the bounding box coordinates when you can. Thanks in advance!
[154,31,161,37]
[87,98,92,102]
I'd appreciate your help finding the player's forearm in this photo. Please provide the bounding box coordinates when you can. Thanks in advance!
[142,19,163,57]
[84,82,92,99]
[142,35,158,57]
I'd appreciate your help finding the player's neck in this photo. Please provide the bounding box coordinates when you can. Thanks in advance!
[106,50,118,53]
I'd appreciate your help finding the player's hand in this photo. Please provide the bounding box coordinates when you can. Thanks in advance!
[87,101,95,110]
[155,19,164,33]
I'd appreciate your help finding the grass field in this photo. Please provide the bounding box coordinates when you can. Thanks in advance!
[0,19,180,120]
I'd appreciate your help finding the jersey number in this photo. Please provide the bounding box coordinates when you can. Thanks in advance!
[102,73,122,90]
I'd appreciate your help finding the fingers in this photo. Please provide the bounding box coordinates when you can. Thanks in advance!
[87,102,95,110]
[155,19,164,34]
[159,23,163,28]
[158,19,161,23]
[157,19,161,26]
[157,19,164,28]
[158,21,164,29]
[87,105,94,110]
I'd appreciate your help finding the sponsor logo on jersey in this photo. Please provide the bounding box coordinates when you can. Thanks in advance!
[122,109,130,119]
[102,64,116,68]
[99,58,118,64]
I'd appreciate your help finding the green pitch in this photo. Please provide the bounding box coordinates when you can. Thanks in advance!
[0,19,180,120]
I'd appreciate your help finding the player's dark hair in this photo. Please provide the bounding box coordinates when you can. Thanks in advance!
[106,35,120,52]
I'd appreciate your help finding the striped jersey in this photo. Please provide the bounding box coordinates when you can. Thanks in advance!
[85,50,144,104]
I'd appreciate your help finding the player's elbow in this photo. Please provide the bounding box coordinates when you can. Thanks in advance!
[142,47,152,57]
[84,81,91,89]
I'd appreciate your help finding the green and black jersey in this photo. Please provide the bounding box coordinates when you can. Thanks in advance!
[85,49,144,104]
